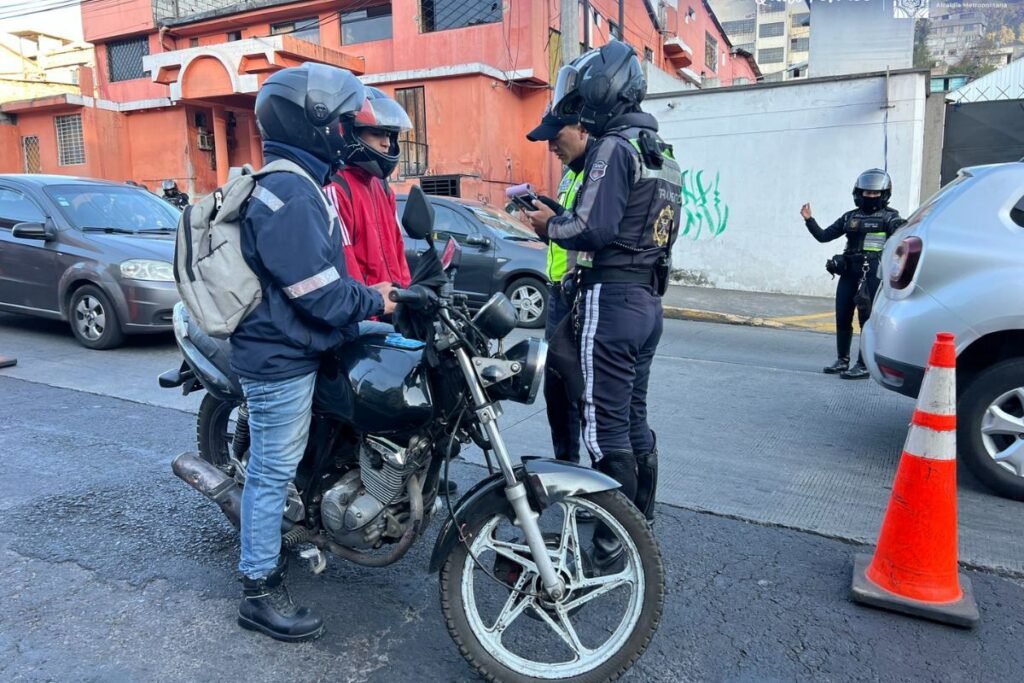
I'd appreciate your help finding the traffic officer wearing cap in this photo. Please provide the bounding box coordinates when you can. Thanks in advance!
[526,108,590,464]
[526,40,683,569]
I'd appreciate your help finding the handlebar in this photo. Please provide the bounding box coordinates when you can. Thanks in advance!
[388,285,433,307]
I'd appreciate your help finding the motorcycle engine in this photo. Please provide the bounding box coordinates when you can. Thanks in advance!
[320,436,423,549]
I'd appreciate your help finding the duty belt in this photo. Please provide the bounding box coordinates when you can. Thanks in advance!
[578,267,655,287]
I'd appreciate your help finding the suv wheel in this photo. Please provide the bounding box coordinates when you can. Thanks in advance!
[68,285,125,350]
[958,358,1024,501]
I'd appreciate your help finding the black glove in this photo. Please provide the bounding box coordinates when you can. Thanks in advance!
[535,194,564,216]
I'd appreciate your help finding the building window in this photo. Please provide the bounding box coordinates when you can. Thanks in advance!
[609,21,619,40]
[644,47,654,62]
[704,32,717,73]
[759,1,786,14]
[55,114,85,166]
[189,37,199,48]
[758,47,785,64]
[759,22,785,38]
[342,4,392,44]
[395,86,427,177]
[227,31,242,41]
[735,42,755,54]
[420,0,502,33]
[721,19,755,36]
[107,36,149,82]
[792,13,810,28]
[271,17,320,44]
[790,37,809,52]
[22,136,40,174]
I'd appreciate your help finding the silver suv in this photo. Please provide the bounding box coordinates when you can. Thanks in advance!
[863,162,1024,500]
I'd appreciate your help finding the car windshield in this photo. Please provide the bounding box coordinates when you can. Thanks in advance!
[44,185,180,232]
[467,205,538,240]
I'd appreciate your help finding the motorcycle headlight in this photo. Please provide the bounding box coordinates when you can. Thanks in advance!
[472,292,518,340]
[120,259,174,282]
[488,338,547,404]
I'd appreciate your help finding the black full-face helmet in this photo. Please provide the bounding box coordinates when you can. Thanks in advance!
[254,63,366,174]
[340,86,413,178]
[853,168,892,212]
[551,40,646,136]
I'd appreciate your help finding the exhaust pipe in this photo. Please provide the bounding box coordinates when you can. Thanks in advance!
[172,452,244,530]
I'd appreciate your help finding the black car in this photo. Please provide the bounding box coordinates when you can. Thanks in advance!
[396,194,550,328]
[0,175,180,349]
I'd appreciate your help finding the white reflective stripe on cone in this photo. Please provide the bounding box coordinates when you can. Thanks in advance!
[916,366,956,416]
[903,426,957,461]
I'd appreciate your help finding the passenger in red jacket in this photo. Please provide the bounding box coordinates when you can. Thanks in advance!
[325,87,412,289]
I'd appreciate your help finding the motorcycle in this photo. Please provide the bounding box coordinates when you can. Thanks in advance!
[160,186,664,681]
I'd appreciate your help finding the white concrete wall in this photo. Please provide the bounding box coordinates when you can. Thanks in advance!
[643,70,927,296]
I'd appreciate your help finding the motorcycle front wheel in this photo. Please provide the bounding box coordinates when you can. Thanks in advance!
[439,490,664,682]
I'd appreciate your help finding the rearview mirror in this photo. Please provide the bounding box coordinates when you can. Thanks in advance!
[465,234,490,248]
[402,185,434,241]
[12,221,56,241]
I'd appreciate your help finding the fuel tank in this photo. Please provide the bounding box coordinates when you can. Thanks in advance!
[313,329,433,435]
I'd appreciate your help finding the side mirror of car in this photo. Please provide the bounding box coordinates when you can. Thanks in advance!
[465,234,491,248]
[12,221,56,241]
[402,186,435,242]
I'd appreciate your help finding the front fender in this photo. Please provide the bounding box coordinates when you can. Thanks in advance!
[427,457,619,573]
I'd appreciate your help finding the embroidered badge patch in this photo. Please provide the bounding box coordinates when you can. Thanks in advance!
[653,205,674,247]
[589,160,608,181]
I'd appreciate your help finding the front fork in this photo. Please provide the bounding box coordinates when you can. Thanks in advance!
[453,345,566,601]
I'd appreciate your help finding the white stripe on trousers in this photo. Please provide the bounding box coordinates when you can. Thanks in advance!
[581,284,603,460]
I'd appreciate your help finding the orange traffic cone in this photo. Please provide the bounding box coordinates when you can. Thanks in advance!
[850,332,979,627]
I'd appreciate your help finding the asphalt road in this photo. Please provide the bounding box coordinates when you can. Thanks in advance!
[2,314,1024,681]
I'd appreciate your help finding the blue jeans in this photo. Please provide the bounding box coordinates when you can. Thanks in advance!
[238,371,317,579]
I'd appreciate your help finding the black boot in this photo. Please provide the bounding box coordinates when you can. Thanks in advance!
[841,354,870,380]
[589,450,636,575]
[634,432,658,525]
[825,329,853,374]
[238,557,324,642]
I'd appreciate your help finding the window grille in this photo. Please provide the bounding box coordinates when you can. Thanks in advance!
[22,136,40,173]
[55,114,85,166]
[107,36,149,82]
[420,175,460,197]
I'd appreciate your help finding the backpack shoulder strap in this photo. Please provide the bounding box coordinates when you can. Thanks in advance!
[330,172,353,202]
[252,159,331,215]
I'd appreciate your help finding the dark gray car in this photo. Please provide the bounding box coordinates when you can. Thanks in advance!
[0,175,181,349]
[397,194,550,328]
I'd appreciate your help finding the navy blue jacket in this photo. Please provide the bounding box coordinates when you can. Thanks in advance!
[230,141,385,381]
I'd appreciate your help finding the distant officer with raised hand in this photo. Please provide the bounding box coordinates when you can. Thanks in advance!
[802,168,905,380]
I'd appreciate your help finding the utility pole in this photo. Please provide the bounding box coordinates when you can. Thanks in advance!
[559,0,579,66]
[582,0,591,50]
[618,0,624,41]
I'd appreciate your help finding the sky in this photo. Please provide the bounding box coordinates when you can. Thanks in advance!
[0,1,84,41]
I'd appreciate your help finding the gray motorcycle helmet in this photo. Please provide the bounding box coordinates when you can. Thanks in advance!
[853,168,892,211]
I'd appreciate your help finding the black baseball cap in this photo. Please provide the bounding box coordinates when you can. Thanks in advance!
[526,109,580,142]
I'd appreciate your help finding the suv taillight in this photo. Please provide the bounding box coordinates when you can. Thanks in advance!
[889,236,922,290]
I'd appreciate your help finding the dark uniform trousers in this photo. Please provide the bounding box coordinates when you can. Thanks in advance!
[835,254,882,358]
[577,282,662,473]
[544,283,582,463]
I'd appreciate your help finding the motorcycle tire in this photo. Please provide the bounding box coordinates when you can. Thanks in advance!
[439,490,664,683]
[196,394,239,469]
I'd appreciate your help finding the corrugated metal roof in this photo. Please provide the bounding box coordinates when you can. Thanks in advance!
[947,59,1024,103]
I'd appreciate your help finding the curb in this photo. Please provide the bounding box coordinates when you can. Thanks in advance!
[662,306,786,330]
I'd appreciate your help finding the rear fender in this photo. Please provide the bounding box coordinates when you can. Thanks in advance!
[426,457,619,573]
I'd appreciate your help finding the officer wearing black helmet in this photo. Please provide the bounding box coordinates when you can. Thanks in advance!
[801,168,906,379]
[230,63,395,643]
[525,40,682,570]
[160,179,190,209]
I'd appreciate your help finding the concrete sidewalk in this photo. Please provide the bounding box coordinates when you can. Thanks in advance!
[662,284,842,333]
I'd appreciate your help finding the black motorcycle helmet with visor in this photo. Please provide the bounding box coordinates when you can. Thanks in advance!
[161,179,178,193]
[551,40,646,136]
[254,63,366,177]
[852,168,892,212]
[340,87,412,179]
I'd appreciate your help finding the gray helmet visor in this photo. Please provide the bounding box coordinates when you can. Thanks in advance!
[855,169,892,192]
[357,97,413,132]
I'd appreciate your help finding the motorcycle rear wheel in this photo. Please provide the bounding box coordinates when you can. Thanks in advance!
[439,490,664,682]
[196,394,240,469]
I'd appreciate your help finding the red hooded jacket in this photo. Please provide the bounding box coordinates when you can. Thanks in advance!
[324,166,412,288]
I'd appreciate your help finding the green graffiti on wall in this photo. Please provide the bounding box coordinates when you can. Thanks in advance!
[680,168,729,240]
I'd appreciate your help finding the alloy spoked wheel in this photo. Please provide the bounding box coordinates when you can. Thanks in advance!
[981,386,1024,477]
[68,285,124,350]
[506,278,547,329]
[440,491,664,682]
